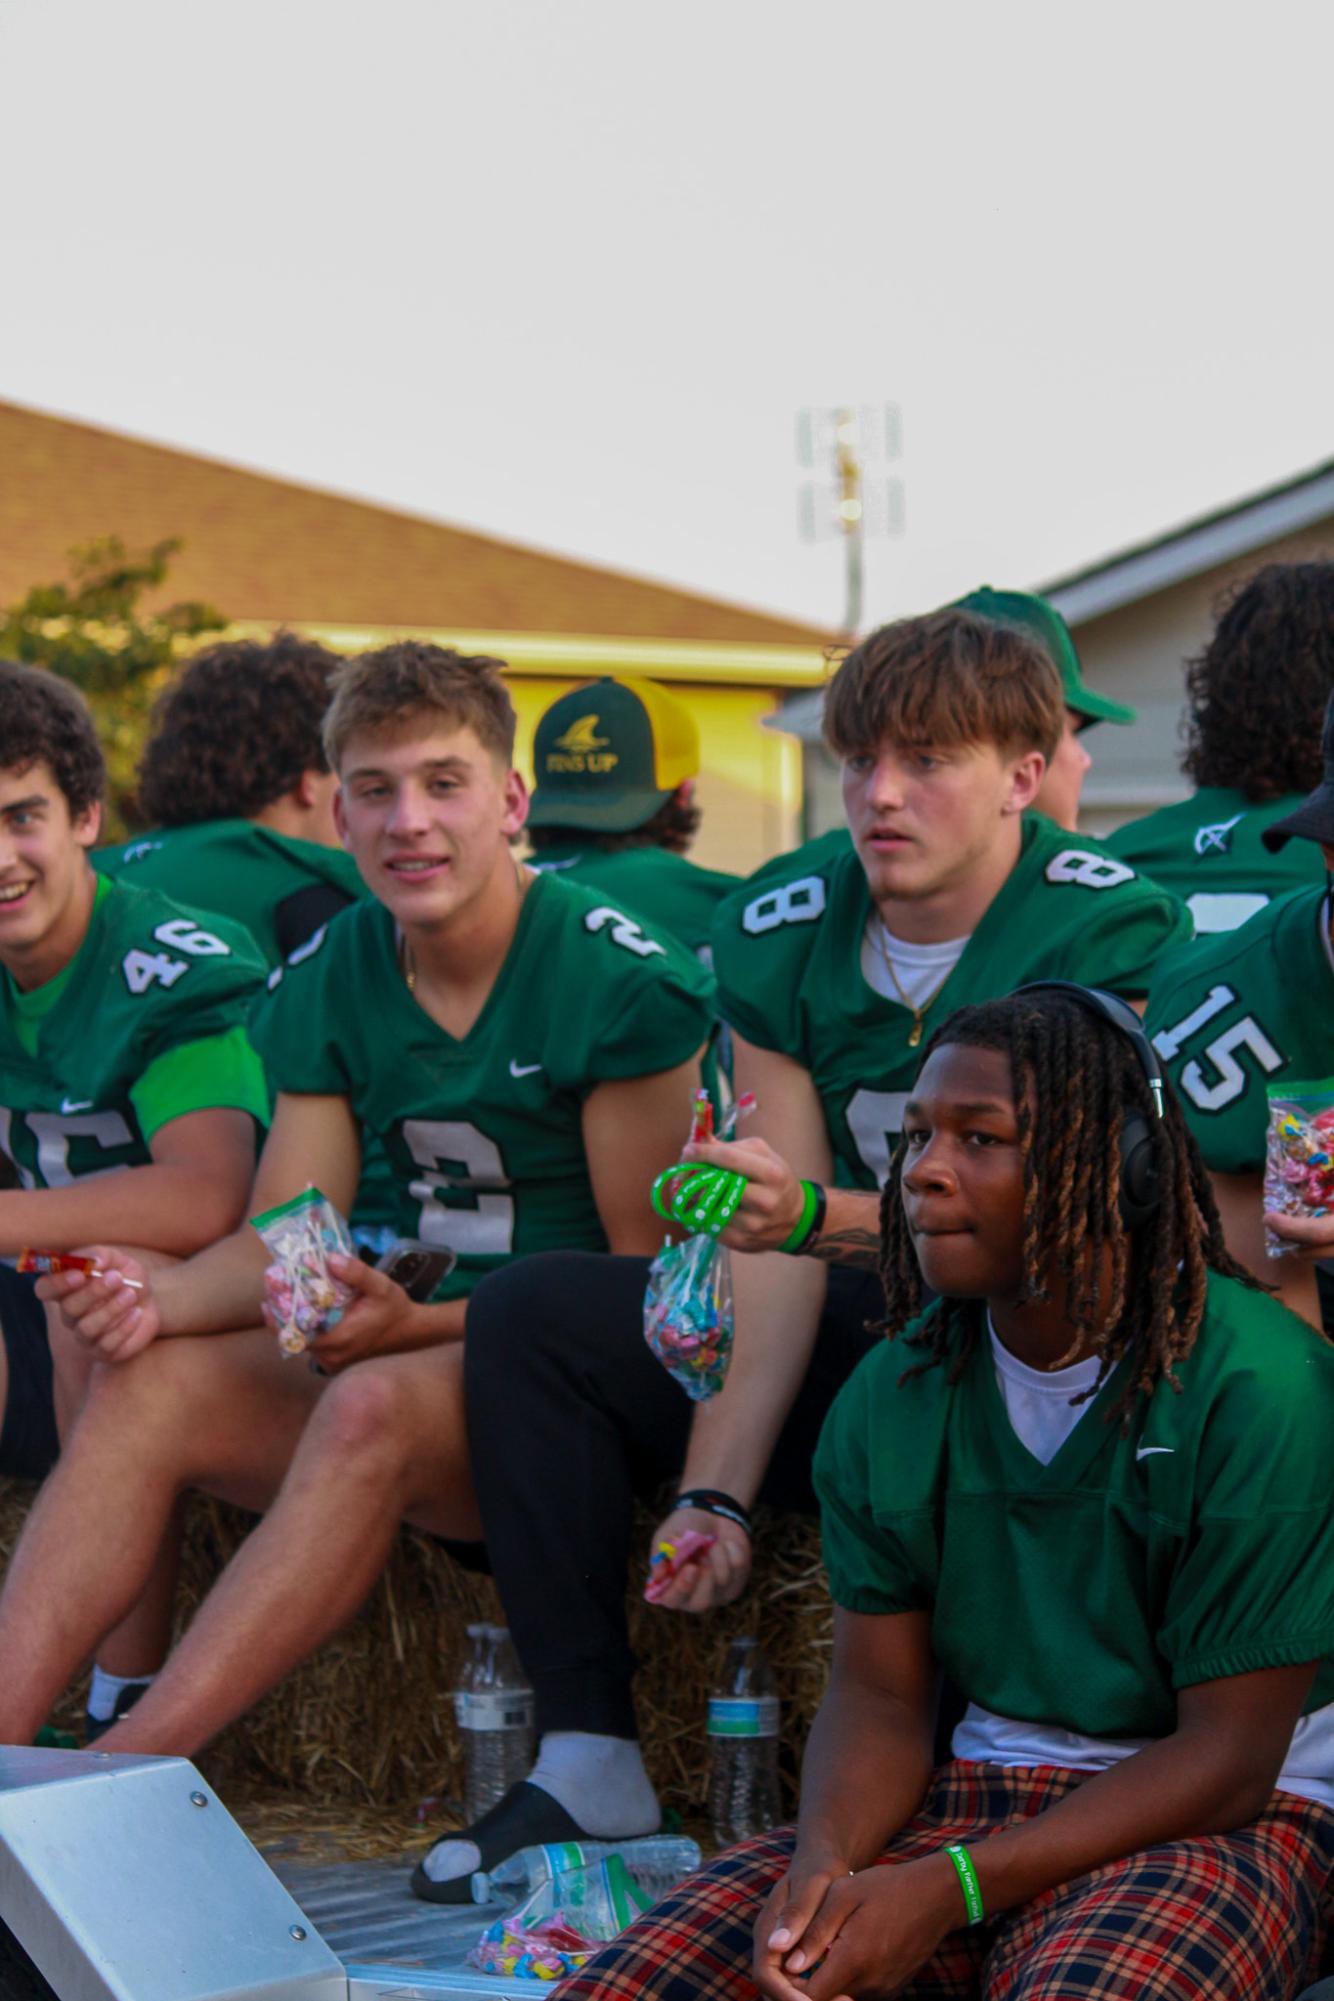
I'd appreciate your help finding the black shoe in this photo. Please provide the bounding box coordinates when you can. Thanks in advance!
[84,1681,149,1745]
[410,1781,589,1905]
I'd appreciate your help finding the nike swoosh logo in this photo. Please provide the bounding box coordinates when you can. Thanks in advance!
[60,1098,94,1115]
[509,1060,543,1079]
[1136,1445,1174,1460]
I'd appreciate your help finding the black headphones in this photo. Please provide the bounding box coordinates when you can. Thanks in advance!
[1011,981,1164,1230]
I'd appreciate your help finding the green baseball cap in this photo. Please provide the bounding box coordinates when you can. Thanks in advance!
[952,586,1136,727]
[527,676,701,833]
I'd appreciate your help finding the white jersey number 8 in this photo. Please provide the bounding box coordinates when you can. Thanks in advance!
[742,875,827,935]
[1044,850,1135,891]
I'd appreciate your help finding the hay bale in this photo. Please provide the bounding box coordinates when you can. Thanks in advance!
[0,1476,831,1824]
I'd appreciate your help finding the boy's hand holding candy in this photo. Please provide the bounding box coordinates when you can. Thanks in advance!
[1262,1207,1334,1259]
[662,1135,809,1255]
[642,1504,752,1613]
[277,1251,425,1374]
[33,1246,161,1363]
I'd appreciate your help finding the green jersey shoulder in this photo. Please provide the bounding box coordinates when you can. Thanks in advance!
[251,873,715,1296]
[1105,787,1324,938]
[713,814,1190,1186]
[526,844,739,958]
[0,877,268,1189]
[98,819,366,967]
[1145,886,1334,1174]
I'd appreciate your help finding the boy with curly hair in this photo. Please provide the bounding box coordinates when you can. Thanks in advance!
[1107,561,1334,933]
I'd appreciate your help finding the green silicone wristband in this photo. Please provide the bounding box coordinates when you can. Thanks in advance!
[778,1179,819,1255]
[944,1843,984,1926]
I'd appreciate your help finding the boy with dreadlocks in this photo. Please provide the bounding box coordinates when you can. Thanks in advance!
[558,987,1334,2001]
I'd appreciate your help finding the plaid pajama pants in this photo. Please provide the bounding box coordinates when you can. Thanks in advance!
[555,1762,1334,2001]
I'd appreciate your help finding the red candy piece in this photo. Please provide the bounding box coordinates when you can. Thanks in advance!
[17,1249,97,1276]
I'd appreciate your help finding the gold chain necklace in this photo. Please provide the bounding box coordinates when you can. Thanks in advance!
[398,856,530,998]
[875,916,953,1048]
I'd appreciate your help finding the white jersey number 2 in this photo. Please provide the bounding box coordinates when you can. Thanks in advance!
[402,1120,516,1255]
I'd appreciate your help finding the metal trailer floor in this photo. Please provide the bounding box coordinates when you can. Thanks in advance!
[268,1857,549,2000]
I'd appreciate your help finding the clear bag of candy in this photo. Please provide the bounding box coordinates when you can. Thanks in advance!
[466,1853,649,1981]
[250,1185,356,1355]
[1263,1080,1334,1258]
[643,1229,734,1401]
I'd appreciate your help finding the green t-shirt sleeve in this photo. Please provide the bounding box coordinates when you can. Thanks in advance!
[129,1025,271,1142]
[1159,1358,1334,1690]
[813,1354,928,1617]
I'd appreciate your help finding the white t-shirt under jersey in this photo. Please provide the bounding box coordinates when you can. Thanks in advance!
[860,917,969,1007]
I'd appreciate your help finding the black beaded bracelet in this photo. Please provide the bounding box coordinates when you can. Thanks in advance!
[671,1488,752,1535]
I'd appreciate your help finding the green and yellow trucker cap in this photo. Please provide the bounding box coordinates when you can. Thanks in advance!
[952,586,1136,728]
[527,676,701,832]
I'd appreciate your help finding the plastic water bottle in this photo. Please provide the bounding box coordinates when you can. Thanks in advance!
[470,1833,702,1905]
[708,1638,781,1845]
[454,1623,536,1821]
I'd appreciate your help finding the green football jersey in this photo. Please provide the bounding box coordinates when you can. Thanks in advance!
[0,877,269,1190]
[815,1271,1334,1741]
[526,845,740,960]
[1145,886,1334,1175]
[97,819,366,967]
[713,814,1191,1186]
[249,872,715,1299]
[1105,787,1324,936]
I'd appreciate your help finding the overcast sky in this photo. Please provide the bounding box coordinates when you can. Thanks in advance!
[3,0,1331,632]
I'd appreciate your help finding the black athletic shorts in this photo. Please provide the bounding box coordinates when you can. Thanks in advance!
[0,1265,58,1482]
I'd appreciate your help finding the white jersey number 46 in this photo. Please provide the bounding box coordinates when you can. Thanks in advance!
[122,918,231,996]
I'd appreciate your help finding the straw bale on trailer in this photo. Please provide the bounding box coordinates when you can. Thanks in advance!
[0,1478,832,1824]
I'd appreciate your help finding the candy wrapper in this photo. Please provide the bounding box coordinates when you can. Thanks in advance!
[644,1528,717,1603]
[17,1250,144,1289]
[467,1854,649,1981]
[644,1229,734,1401]
[1263,1081,1334,1259]
[251,1186,355,1356]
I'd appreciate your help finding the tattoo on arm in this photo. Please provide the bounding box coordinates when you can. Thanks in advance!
[804,1225,880,1269]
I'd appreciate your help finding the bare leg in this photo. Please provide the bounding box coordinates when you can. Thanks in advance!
[99,1344,478,1756]
[0,1328,318,1745]
[47,1251,188,1682]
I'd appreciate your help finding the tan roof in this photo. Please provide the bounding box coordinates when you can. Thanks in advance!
[0,400,828,645]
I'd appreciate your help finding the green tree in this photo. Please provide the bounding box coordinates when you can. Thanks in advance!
[0,537,228,836]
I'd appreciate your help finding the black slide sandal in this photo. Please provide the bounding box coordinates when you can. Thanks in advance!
[410,1781,591,1904]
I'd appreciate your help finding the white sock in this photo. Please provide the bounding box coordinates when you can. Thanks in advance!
[421,1733,660,1884]
[86,1665,154,1723]
[528,1732,660,1840]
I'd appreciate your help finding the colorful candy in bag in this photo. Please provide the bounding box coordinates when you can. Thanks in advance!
[251,1186,355,1355]
[467,1853,649,1981]
[1263,1081,1334,1258]
[643,1091,755,1401]
[644,1231,734,1401]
